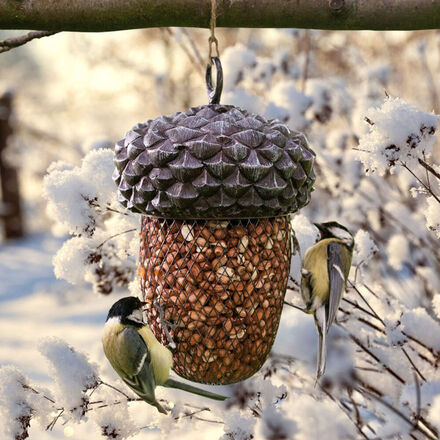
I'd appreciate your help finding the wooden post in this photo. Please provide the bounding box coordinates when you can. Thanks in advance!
[0,91,24,239]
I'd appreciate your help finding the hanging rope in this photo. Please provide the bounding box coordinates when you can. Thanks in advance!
[208,0,219,60]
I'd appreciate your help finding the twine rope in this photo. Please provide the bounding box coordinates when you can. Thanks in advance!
[208,0,219,59]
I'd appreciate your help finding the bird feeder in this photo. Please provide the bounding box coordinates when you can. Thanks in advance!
[113,58,315,384]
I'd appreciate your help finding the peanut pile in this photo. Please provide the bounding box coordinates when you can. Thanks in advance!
[139,216,292,384]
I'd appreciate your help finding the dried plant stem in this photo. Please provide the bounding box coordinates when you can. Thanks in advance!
[349,334,406,384]
[401,347,427,383]
[0,31,58,53]
[360,388,438,440]
[402,163,440,204]
[419,158,440,181]
[164,28,203,75]
[96,228,137,250]
[46,409,64,431]
[300,29,311,92]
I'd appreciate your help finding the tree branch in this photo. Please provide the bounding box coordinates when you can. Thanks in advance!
[0,30,58,53]
[0,0,439,32]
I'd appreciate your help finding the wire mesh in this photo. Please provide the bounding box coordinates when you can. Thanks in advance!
[139,216,293,385]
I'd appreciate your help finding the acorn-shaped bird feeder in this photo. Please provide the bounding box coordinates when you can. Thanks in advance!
[113,58,316,384]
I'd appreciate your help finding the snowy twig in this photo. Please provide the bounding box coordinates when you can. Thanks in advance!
[349,334,406,384]
[21,383,56,404]
[347,281,385,325]
[46,409,64,431]
[401,348,427,383]
[96,229,137,250]
[98,380,132,400]
[360,388,438,440]
[418,158,440,181]
[402,163,440,204]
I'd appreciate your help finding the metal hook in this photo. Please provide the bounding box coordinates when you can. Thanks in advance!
[206,56,223,105]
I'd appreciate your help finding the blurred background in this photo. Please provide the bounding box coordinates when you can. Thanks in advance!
[1,28,440,439]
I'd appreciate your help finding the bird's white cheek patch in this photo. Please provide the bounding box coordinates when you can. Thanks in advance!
[127,309,145,324]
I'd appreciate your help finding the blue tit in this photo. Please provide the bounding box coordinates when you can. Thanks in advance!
[300,221,354,380]
[102,296,226,414]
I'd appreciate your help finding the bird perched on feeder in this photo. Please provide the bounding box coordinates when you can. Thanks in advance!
[102,296,227,414]
[300,221,354,380]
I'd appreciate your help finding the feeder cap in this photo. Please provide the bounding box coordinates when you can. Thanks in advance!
[114,104,315,219]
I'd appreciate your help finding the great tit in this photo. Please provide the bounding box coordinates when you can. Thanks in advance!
[102,296,227,414]
[300,221,354,380]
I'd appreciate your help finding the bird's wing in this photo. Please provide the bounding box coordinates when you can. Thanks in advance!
[117,327,150,377]
[118,328,166,413]
[326,241,346,331]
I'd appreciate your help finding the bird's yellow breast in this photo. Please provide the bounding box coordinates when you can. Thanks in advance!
[302,238,352,307]
[102,319,127,376]
[138,326,173,385]
[303,239,331,302]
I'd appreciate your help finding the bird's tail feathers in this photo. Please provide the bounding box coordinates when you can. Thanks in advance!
[163,378,227,401]
[314,306,327,382]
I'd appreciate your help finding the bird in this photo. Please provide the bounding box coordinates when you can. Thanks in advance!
[102,296,227,414]
[299,221,354,381]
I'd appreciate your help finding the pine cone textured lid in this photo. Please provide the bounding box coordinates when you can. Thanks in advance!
[114,104,315,219]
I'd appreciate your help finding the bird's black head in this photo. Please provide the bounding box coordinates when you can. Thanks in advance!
[314,221,354,249]
[106,296,146,328]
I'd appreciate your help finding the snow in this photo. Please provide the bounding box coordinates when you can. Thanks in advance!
[39,337,99,421]
[352,229,377,266]
[387,234,410,270]
[0,366,33,440]
[400,308,440,354]
[93,390,138,439]
[222,44,257,91]
[257,405,297,440]
[429,394,440,431]
[43,149,117,236]
[222,88,263,115]
[433,294,440,320]
[424,196,440,238]
[267,81,312,130]
[356,97,439,175]
[283,394,356,440]
[220,411,256,440]
[53,236,95,285]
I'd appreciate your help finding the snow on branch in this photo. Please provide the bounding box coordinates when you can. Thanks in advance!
[356,97,439,175]
[43,149,139,295]
[39,338,99,421]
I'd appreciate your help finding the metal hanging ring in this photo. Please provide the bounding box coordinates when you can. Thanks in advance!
[206,56,223,105]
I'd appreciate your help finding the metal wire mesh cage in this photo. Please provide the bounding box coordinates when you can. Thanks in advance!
[139,216,293,384]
